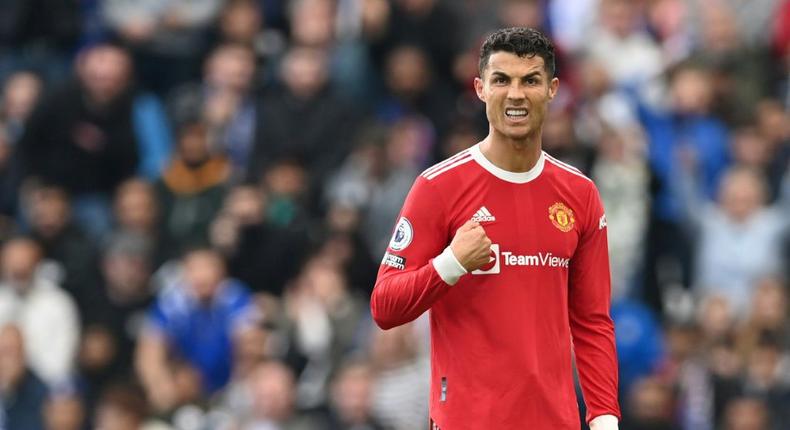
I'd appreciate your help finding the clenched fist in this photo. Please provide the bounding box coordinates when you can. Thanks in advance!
[450,220,493,272]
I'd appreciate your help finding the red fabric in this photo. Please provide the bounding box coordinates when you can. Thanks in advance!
[774,0,790,57]
[371,147,620,429]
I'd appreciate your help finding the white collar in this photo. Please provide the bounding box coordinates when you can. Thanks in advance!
[470,143,545,184]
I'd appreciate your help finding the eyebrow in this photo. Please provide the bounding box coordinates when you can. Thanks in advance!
[489,71,543,80]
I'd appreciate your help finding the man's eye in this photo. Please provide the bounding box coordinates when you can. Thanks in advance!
[493,77,506,84]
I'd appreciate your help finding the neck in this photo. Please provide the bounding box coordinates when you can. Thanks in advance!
[480,130,542,173]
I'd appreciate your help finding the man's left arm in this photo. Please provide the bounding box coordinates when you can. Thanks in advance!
[569,183,621,429]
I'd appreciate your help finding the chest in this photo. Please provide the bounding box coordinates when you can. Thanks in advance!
[446,182,582,268]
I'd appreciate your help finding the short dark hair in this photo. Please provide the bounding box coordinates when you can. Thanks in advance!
[479,27,555,77]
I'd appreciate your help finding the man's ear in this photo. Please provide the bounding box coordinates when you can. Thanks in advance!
[474,77,485,102]
[548,77,559,100]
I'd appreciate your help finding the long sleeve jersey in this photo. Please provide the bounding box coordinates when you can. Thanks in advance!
[371,144,620,429]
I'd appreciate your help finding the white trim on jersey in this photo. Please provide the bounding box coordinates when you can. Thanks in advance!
[421,149,471,178]
[543,152,583,173]
[544,153,592,182]
[470,144,545,184]
[424,154,475,180]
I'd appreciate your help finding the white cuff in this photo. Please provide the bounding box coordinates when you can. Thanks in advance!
[589,414,618,430]
[432,246,467,285]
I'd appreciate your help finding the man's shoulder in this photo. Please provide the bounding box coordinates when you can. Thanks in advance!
[418,148,478,184]
[541,152,595,190]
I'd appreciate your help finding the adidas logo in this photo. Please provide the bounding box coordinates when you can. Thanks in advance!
[471,206,496,223]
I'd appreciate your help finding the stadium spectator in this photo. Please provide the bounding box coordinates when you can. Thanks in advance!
[94,383,172,430]
[17,43,170,236]
[243,360,328,430]
[281,258,369,407]
[722,396,772,430]
[621,376,675,430]
[735,278,790,357]
[22,183,104,319]
[155,117,229,261]
[377,44,453,149]
[327,360,387,430]
[77,232,157,403]
[681,167,786,315]
[1,71,43,144]
[112,178,165,265]
[640,60,730,313]
[102,0,223,95]
[250,45,359,214]
[369,0,462,84]
[327,118,428,256]
[0,0,80,83]
[368,324,429,430]
[43,390,86,430]
[0,237,79,387]
[0,72,43,218]
[688,4,775,125]
[591,126,649,299]
[212,184,309,297]
[0,324,48,430]
[168,43,259,181]
[586,0,665,87]
[135,248,258,411]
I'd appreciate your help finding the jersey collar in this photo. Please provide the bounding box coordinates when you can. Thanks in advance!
[470,143,545,184]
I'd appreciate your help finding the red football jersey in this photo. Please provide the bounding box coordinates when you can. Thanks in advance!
[371,144,620,429]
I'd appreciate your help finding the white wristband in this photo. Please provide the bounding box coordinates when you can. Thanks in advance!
[589,414,618,430]
[432,246,467,285]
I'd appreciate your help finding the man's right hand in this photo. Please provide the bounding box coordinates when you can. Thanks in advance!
[449,220,493,272]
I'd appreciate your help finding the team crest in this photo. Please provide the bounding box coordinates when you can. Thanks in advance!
[388,217,413,251]
[549,202,575,232]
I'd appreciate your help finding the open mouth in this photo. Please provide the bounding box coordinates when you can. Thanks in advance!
[505,108,528,119]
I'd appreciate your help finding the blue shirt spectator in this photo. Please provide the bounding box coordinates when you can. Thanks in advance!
[146,278,256,393]
[137,248,258,412]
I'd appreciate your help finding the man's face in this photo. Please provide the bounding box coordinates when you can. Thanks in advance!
[474,52,558,143]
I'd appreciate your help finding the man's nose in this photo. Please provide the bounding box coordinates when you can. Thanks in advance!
[506,83,526,100]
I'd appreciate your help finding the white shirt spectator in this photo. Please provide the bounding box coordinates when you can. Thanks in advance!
[0,275,80,387]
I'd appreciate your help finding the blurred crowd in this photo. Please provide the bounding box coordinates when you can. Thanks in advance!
[0,0,787,429]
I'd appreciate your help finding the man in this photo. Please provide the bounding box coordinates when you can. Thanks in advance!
[135,247,258,412]
[0,237,80,387]
[370,27,620,429]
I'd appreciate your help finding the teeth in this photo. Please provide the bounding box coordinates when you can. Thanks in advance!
[506,109,527,117]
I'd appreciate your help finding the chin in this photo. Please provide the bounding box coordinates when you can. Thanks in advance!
[504,128,531,141]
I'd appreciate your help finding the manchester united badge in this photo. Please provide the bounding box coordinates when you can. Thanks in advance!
[549,202,575,232]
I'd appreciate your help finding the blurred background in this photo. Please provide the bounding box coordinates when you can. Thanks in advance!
[0,0,787,429]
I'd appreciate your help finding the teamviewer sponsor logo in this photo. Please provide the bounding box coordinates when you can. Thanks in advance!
[471,206,496,223]
[471,244,570,275]
[502,251,569,268]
